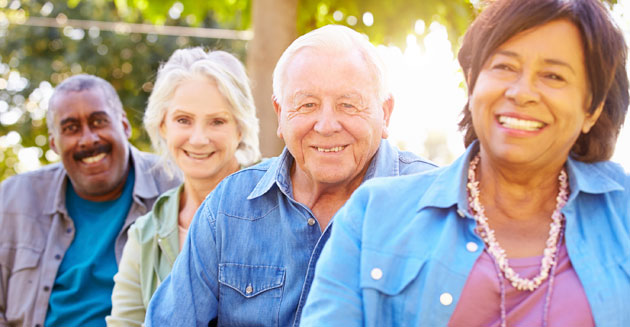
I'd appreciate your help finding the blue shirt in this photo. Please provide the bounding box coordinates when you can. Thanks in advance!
[301,142,630,327]
[45,167,135,327]
[145,140,436,327]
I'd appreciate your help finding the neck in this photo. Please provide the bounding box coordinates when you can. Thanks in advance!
[291,164,367,231]
[477,151,565,222]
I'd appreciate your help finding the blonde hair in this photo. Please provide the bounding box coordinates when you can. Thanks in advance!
[144,48,260,176]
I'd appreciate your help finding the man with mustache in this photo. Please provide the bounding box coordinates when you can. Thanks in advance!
[0,74,179,327]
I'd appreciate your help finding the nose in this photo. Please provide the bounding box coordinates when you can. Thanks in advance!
[188,123,210,146]
[313,102,342,136]
[78,125,100,148]
[504,74,540,106]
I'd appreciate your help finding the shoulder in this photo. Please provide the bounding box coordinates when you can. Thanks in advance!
[360,167,444,199]
[1,163,64,206]
[342,168,443,222]
[129,146,180,192]
[130,186,180,235]
[396,149,438,174]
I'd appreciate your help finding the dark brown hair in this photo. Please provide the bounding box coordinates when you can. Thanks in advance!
[457,0,629,162]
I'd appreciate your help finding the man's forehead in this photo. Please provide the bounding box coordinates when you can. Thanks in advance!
[291,90,366,102]
[51,88,115,119]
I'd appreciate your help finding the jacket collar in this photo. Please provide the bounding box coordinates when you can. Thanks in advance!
[416,140,625,215]
[247,139,399,200]
[44,145,157,215]
[154,184,184,238]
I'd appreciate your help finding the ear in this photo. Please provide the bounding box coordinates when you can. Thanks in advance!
[272,95,283,139]
[49,133,59,154]
[380,95,394,139]
[121,111,132,139]
[581,102,604,134]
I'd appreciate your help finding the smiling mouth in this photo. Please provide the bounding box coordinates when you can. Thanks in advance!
[316,146,346,153]
[498,115,545,131]
[184,150,213,159]
[82,153,107,164]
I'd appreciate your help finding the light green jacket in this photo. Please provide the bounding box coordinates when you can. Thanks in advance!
[106,184,182,327]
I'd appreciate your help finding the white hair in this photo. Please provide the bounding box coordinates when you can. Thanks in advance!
[272,24,390,104]
[143,48,260,177]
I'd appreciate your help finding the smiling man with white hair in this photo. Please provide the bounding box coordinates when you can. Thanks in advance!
[146,25,436,326]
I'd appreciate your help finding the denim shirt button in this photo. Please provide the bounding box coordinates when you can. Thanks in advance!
[456,209,466,218]
[440,292,453,306]
[466,242,479,252]
[370,268,383,280]
[307,218,316,226]
[245,285,253,294]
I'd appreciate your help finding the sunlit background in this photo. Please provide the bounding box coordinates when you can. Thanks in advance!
[0,0,629,178]
[384,0,630,169]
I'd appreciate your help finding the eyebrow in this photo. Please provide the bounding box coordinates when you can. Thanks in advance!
[59,117,79,126]
[89,111,110,119]
[494,50,576,74]
[169,108,232,118]
[291,92,317,106]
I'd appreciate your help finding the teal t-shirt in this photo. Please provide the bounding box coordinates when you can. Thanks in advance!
[45,167,135,327]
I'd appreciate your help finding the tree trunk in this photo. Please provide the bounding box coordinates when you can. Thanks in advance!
[247,0,298,157]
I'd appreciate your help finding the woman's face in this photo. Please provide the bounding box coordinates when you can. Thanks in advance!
[161,76,241,182]
[469,19,602,169]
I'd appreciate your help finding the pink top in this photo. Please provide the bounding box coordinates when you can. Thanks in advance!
[449,243,594,326]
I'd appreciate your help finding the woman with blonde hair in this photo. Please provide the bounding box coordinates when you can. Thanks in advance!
[107,47,259,326]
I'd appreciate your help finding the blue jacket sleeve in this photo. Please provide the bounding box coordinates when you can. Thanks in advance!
[300,187,368,327]
[145,197,219,326]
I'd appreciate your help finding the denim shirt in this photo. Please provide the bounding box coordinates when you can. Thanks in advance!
[301,142,630,327]
[145,140,437,327]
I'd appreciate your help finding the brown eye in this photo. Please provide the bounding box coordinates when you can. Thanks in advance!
[211,119,226,126]
[176,117,191,125]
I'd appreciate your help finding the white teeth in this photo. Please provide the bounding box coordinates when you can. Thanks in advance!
[186,151,212,159]
[317,146,345,153]
[498,115,544,131]
[82,153,106,164]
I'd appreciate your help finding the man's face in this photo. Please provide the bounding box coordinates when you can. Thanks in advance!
[48,88,131,201]
[274,47,393,188]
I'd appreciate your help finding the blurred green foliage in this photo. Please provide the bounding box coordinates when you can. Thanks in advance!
[0,0,248,181]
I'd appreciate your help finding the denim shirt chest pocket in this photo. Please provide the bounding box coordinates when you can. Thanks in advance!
[218,263,286,326]
[359,249,428,327]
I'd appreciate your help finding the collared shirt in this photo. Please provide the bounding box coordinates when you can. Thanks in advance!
[0,146,180,327]
[301,142,630,327]
[107,184,183,327]
[145,139,437,327]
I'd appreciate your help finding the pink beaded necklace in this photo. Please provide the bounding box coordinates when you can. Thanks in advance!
[466,154,569,327]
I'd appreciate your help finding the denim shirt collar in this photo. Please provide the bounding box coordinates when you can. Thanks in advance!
[416,140,624,215]
[247,139,399,200]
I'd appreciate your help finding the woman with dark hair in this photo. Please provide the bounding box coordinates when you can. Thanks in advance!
[301,0,629,326]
